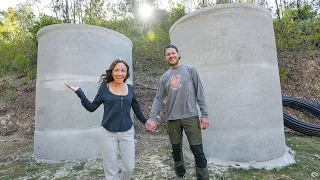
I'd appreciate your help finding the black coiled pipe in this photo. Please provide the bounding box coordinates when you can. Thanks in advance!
[282,96,320,136]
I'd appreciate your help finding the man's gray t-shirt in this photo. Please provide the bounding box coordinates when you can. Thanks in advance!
[149,64,208,121]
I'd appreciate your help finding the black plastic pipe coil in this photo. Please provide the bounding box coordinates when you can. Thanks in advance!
[282,96,320,136]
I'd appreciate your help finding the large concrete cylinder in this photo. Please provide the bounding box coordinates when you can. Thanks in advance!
[171,4,286,163]
[35,24,132,160]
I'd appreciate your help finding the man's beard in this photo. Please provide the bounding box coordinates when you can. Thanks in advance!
[167,59,179,67]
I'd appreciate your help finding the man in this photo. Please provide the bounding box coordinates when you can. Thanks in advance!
[146,45,210,180]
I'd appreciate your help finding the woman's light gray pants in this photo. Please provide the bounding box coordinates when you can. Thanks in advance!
[100,126,135,180]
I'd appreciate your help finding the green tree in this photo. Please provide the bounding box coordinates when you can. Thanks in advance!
[274,3,320,52]
[0,4,36,77]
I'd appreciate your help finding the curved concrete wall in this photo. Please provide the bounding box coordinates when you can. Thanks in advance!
[170,3,286,162]
[35,24,132,160]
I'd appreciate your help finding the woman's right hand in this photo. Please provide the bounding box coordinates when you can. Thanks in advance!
[64,83,79,92]
[145,120,157,132]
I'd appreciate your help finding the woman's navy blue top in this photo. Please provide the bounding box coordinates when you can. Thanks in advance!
[75,83,147,132]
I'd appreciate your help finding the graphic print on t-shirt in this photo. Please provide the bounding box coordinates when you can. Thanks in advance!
[170,74,183,90]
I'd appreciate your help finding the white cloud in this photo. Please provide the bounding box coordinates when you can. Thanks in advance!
[0,0,26,11]
[0,0,52,18]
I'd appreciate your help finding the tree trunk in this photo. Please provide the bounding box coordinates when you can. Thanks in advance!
[282,0,285,18]
[72,0,76,23]
[275,0,281,21]
[65,0,70,23]
[296,0,300,21]
[77,0,81,24]
[51,0,59,18]
[89,1,92,23]
[79,0,83,24]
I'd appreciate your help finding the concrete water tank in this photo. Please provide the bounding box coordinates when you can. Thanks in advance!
[170,4,287,164]
[35,24,132,160]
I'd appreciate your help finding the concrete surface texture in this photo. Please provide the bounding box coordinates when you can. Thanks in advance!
[171,3,288,163]
[35,24,132,160]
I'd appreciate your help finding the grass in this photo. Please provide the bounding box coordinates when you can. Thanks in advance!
[0,137,104,179]
[0,75,19,102]
[0,132,319,179]
[227,133,320,180]
[0,157,104,180]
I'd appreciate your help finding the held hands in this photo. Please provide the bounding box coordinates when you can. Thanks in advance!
[200,118,209,130]
[145,120,157,132]
[64,83,79,92]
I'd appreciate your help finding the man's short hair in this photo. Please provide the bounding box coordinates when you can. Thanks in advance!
[164,44,181,59]
[164,44,179,55]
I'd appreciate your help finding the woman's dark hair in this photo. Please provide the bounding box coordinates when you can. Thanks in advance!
[99,58,130,84]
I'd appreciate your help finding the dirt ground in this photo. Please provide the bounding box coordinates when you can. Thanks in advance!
[0,83,229,179]
[0,51,319,179]
[279,51,320,100]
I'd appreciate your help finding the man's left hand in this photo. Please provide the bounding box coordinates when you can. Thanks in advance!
[145,120,157,132]
[200,118,209,130]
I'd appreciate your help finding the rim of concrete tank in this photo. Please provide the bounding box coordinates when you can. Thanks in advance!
[37,24,132,45]
[169,3,272,35]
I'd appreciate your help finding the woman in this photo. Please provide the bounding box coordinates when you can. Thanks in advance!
[65,58,155,180]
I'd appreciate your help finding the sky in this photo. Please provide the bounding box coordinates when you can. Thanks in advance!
[0,0,178,20]
[0,0,278,16]
[0,0,28,11]
[0,0,172,12]
[0,0,52,16]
